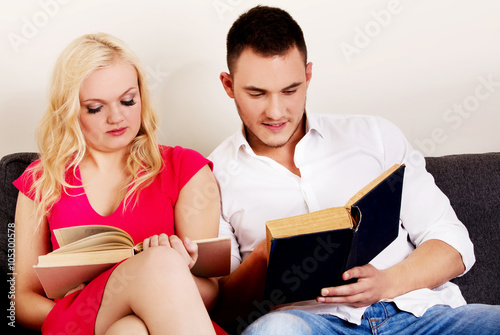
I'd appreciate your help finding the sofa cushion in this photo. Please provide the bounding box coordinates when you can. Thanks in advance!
[0,152,39,273]
[425,152,500,305]
[0,152,39,333]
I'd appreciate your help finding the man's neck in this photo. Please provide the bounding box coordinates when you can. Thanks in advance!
[249,116,306,177]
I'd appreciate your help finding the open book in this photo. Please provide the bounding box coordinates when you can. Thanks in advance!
[34,225,231,299]
[264,164,405,304]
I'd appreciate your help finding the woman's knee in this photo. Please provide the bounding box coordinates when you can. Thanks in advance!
[105,315,148,335]
[133,246,192,284]
[103,247,190,300]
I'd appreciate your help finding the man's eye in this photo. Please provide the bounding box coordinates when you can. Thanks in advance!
[121,99,136,106]
[283,90,297,95]
[249,92,263,97]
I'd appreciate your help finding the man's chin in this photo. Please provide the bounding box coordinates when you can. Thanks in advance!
[259,137,288,149]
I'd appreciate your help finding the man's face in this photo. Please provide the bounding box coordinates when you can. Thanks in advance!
[221,47,312,154]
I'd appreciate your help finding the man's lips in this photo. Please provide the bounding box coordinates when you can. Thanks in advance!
[107,127,127,136]
[263,122,287,131]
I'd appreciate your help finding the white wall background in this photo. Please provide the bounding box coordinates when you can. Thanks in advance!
[1,0,499,159]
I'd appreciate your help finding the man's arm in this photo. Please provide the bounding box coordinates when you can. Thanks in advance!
[211,240,268,326]
[318,239,465,307]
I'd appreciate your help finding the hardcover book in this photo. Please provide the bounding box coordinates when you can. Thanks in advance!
[34,225,231,299]
[264,164,405,304]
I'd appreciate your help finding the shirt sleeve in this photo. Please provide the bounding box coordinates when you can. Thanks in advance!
[218,214,242,273]
[12,160,41,201]
[375,117,475,275]
[168,146,213,191]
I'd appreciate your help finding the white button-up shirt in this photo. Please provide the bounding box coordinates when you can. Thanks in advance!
[208,113,475,325]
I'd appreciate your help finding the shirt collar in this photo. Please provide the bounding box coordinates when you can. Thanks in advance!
[233,125,253,156]
[232,112,325,156]
[304,112,325,139]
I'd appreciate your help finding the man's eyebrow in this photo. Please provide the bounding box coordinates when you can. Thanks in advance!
[243,81,303,92]
[282,82,303,91]
[244,85,266,93]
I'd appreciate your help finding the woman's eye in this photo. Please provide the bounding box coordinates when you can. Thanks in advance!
[87,106,102,114]
[121,99,136,106]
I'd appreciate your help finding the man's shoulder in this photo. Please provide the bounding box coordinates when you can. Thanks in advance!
[310,113,396,133]
[311,113,382,124]
[208,131,242,167]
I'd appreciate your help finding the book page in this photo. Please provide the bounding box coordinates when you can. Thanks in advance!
[54,225,133,247]
[50,232,134,254]
[266,207,353,239]
[36,248,133,267]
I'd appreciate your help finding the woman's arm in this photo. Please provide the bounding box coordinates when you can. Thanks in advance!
[174,164,221,311]
[14,192,55,330]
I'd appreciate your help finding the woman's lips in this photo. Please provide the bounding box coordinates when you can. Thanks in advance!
[107,127,127,136]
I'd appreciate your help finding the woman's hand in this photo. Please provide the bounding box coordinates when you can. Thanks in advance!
[142,234,199,270]
[142,233,171,249]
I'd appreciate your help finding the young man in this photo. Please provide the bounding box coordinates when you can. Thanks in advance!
[209,5,500,334]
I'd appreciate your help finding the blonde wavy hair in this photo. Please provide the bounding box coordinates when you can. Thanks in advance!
[29,32,163,221]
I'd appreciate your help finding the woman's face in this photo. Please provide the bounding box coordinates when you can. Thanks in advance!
[79,58,142,155]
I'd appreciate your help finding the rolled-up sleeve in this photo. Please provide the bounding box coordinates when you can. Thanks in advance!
[377,117,475,275]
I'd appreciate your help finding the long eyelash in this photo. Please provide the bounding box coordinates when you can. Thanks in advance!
[87,106,102,114]
[121,99,136,106]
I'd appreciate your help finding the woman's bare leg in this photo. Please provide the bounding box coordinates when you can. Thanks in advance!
[105,315,148,335]
[95,246,215,335]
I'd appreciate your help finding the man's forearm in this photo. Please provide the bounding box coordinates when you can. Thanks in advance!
[384,239,465,299]
[318,239,466,306]
[212,241,268,325]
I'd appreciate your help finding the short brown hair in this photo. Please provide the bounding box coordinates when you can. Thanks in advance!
[226,5,307,73]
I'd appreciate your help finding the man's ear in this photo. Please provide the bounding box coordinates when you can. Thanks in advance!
[305,62,313,88]
[220,72,235,99]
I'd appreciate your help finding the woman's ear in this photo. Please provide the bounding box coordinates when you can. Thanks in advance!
[220,72,235,99]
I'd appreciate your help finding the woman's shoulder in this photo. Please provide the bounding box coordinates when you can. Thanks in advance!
[13,158,42,197]
[158,145,208,165]
[157,145,212,185]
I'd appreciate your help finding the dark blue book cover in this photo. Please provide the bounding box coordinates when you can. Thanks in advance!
[264,165,405,305]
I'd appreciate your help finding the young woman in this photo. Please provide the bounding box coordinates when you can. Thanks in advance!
[14,33,224,335]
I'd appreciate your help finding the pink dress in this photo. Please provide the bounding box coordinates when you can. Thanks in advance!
[14,145,226,334]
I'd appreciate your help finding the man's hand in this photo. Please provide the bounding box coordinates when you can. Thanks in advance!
[317,264,392,307]
[316,240,465,308]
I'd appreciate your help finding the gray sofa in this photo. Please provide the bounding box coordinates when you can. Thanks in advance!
[1,152,499,333]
